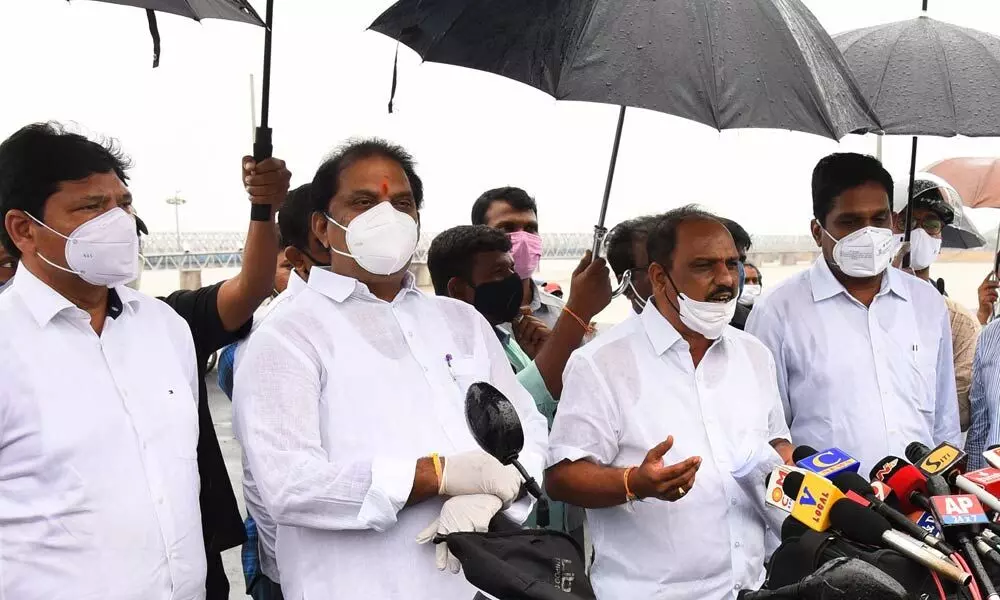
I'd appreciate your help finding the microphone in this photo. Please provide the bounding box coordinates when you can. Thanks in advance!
[828,498,971,585]
[782,471,845,532]
[793,445,861,480]
[831,471,956,555]
[765,466,804,515]
[870,456,932,515]
[908,442,1000,513]
[923,475,1000,600]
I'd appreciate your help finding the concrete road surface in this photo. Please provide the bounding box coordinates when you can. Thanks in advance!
[205,375,250,600]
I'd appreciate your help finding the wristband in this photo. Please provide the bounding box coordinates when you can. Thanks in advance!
[562,306,596,334]
[624,465,638,502]
[430,453,443,488]
[250,203,273,222]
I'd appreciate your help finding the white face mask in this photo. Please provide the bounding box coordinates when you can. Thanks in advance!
[677,293,738,339]
[822,226,897,278]
[738,284,762,306]
[902,228,943,271]
[29,207,139,288]
[324,201,418,276]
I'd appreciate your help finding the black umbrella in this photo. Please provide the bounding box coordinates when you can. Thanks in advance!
[70,1,275,160]
[834,1,1000,262]
[370,0,881,257]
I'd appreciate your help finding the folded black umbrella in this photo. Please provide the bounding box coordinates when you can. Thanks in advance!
[371,0,880,257]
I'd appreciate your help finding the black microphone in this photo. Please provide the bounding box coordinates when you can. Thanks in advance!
[925,475,1000,600]
[828,498,970,584]
[791,445,820,464]
[831,471,956,555]
[908,442,1000,514]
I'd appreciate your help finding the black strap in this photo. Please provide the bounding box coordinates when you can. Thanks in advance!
[388,41,400,113]
[146,10,161,68]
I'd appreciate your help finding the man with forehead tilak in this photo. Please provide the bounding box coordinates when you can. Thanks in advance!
[233,139,549,599]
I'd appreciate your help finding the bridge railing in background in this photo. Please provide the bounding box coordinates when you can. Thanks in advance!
[140,231,821,271]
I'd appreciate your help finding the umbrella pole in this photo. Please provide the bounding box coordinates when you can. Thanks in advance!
[902,136,918,269]
[253,0,275,161]
[591,105,627,258]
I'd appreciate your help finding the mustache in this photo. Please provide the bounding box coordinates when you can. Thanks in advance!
[706,286,736,301]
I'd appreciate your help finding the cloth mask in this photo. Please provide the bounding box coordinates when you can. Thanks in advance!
[325,202,418,276]
[29,207,139,288]
[508,231,542,280]
[903,228,943,271]
[823,226,897,278]
[738,284,762,306]
[472,273,523,324]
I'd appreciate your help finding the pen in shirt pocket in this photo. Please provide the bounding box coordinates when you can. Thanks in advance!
[445,353,458,383]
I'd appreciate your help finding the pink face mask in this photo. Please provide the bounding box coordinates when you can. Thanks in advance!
[508,231,542,280]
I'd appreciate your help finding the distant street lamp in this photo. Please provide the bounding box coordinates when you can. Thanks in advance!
[165,192,187,251]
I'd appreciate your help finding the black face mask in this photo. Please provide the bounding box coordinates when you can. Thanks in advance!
[472,273,523,324]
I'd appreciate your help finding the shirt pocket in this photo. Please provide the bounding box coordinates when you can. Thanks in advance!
[447,356,493,398]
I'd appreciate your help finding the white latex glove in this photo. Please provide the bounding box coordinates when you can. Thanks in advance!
[416,494,503,573]
[439,451,523,506]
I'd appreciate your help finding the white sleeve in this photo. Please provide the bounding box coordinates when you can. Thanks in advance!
[548,352,621,467]
[233,326,415,533]
[746,301,792,428]
[477,314,549,524]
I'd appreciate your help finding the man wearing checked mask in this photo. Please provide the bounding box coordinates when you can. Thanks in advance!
[233,139,549,599]
[747,152,960,476]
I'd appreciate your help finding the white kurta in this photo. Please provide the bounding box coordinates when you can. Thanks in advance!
[233,268,549,600]
[0,267,204,600]
[548,302,790,600]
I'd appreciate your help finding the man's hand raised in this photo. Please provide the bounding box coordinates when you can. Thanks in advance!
[628,436,701,502]
[243,156,291,207]
[565,251,612,324]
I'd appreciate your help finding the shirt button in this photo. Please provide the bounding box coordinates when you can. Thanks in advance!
[157,497,165,505]
[734,541,741,548]
[734,584,742,591]
[731,499,738,506]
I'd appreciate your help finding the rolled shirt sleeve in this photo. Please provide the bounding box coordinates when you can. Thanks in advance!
[233,327,415,533]
[548,353,621,468]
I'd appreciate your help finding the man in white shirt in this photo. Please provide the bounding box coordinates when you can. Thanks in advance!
[0,123,205,599]
[546,207,792,600]
[746,152,960,475]
[233,139,549,600]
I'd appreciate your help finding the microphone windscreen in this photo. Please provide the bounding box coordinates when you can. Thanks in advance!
[829,499,890,546]
[781,516,808,541]
[925,475,951,497]
[782,471,805,498]
[905,442,932,465]
[880,464,927,514]
[792,445,819,464]
[831,472,874,497]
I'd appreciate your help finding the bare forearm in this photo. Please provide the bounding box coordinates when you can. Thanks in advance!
[218,217,279,330]
[545,460,628,509]
[771,439,794,465]
[532,312,587,399]
[407,456,441,506]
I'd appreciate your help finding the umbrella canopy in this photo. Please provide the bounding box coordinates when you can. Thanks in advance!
[835,17,1000,137]
[926,157,1000,209]
[370,0,880,140]
[76,0,264,68]
[83,0,263,23]
[891,172,985,249]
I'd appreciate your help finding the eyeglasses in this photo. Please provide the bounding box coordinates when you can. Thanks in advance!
[911,217,944,236]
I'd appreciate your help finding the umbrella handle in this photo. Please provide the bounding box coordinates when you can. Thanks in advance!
[254,126,273,162]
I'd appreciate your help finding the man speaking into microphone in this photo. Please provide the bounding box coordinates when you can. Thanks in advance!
[546,207,791,600]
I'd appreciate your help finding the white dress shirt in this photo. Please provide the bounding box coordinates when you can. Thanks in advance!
[0,267,204,600]
[746,259,960,476]
[232,268,549,600]
[548,302,791,600]
[231,269,307,582]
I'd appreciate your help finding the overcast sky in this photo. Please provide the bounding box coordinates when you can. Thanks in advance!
[3,0,1000,237]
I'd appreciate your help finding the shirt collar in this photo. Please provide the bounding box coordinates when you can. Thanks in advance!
[307,267,421,304]
[287,270,307,295]
[640,299,685,356]
[808,256,910,303]
[13,266,141,327]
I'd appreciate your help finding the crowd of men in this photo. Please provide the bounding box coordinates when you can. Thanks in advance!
[0,121,998,600]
